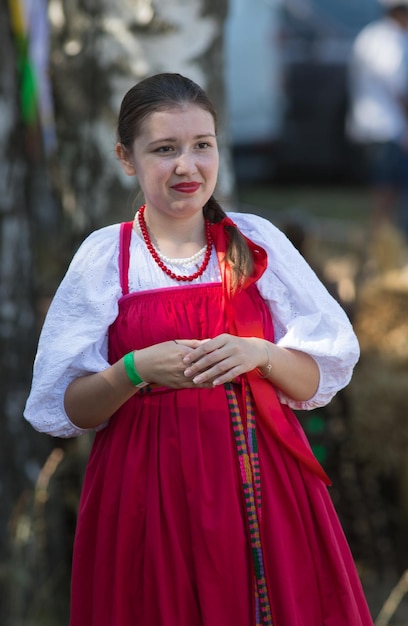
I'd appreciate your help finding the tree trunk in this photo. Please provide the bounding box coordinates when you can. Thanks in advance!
[0,3,55,623]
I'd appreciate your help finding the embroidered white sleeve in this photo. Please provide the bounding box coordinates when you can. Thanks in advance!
[230,212,360,410]
[24,225,122,437]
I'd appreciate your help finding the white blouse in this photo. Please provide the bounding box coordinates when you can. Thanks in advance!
[24,212,360,438]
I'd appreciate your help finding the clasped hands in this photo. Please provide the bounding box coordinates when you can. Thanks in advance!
[140,334,270,389]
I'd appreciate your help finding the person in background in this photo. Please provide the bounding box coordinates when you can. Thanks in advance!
[348,0,408,247]
[24,73,373,625]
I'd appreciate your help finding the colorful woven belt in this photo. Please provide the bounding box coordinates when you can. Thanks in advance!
[225,381,273,626]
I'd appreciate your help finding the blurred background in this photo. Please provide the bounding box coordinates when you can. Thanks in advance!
[2,0,408,624]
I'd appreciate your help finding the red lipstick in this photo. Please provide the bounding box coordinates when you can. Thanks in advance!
[171,182,201,193]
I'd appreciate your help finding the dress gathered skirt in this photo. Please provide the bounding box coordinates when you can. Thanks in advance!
[69,241,373,626]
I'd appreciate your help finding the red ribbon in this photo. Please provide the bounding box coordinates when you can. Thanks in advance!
[210,217,331,485]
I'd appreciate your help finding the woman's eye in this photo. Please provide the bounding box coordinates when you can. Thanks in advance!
[197,142,210,149]
[155,146,174,153]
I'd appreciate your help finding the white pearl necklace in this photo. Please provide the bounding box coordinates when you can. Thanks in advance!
[157,245,207,266]
[134,213,207,267]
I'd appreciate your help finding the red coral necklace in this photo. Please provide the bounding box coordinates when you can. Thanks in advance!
[137,204,213,282]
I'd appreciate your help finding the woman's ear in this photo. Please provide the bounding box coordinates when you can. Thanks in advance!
[116,143,136,176]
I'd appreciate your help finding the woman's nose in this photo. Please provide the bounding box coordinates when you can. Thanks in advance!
[174,151,198,175]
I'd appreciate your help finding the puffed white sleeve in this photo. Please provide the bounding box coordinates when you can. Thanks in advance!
[231,212,360,410]
[24,225,122,438]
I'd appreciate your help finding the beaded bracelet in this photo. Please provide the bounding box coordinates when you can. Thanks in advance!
[257,344,272,379]
[123,351,149,389]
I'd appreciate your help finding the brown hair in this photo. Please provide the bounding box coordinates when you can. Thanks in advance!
[117,73,253,289]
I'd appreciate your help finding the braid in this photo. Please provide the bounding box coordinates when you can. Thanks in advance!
[203,195,226,223]
[204,196,254,290]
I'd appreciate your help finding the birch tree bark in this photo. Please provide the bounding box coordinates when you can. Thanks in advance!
[49,0,232,238]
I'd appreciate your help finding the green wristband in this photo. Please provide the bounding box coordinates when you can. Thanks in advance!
[123,351,148,388]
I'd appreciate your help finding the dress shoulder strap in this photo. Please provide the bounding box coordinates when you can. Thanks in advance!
[119,221,133,296]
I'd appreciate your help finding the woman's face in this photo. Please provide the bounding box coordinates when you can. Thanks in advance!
[119,103,219,222]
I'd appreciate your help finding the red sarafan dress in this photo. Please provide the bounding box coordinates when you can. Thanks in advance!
[69,221,373,626]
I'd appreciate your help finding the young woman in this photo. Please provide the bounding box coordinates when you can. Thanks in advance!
[25,73,373,625]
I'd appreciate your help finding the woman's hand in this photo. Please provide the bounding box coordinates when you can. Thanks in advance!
[182,334,268,386]
[135,339,214,389]
[182,334,320,402]
[65,338,214,429]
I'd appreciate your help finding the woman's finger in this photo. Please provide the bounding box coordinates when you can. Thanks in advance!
[184,335,268,383]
